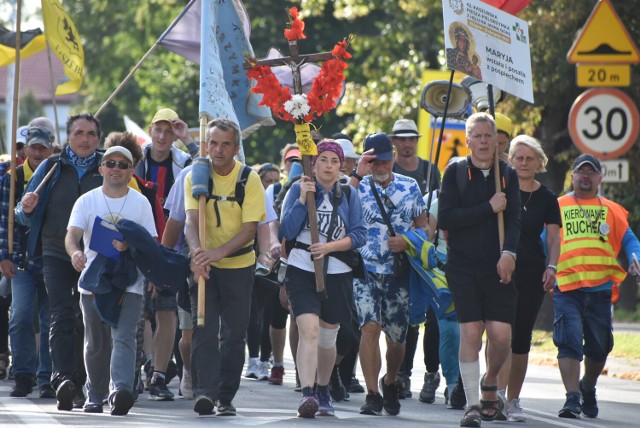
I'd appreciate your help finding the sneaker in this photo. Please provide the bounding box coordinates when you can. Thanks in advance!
[10,375,34,397]
[149,377,174,401]
[73,387,86,409]
[216,401,236,416]
[360,391,383,415]
[244,359,259,379]
[268,366,284,385]
[194,395,215,415]
[447,379,467,410]
[316,386,335,416]
[558,391,581,418]
[507,398,526,422]
[179,369,194,400]
[83,402,103,413]
[397,372,412,399]
[329,366,346,402]
[56,380,76,411]
[419,372,440,404]
[110,389,134,416]
[494,389,508,421]
[348,376,365,393]
[257,361,270,381]
[298,394,319,418]
[580,379,598,418]
[39,384,56,399]
[379,375,401,416]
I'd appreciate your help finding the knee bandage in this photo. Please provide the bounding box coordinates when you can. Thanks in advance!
[318,326,339,349]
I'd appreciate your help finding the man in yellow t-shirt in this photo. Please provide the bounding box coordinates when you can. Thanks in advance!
[184,118,265,416]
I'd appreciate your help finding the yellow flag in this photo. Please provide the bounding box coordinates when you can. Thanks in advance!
[42,0,84,95]
[0,29,47,67]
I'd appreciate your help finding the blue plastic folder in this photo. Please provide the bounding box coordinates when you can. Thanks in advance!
[89,216,123,261]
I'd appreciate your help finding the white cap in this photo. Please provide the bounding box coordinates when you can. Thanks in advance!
[336,139,360,160]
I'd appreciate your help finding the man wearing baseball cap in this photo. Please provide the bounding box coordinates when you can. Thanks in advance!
[554,153,640,419]
[1,124,55,399]
[349,133,427,417]
[389,118,441,399]
[135,107,196,401]
[66,145,156,415]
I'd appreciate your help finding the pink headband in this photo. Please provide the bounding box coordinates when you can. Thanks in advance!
[314,140,344,166]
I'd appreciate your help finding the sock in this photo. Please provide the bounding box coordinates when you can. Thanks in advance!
[152,370,166,383]
[581,377,596,391]
[460,360,480,406]
[301,386,315,397]
[273,361,284,367]
[316,384,329,393]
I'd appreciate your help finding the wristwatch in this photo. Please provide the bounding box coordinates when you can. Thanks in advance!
[349,169,363,181]
[501,250,517,261]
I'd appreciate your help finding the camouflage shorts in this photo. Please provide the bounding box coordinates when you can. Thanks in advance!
[353,271,410,344]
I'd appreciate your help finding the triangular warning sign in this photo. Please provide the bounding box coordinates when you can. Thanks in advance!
[567,0,640,64]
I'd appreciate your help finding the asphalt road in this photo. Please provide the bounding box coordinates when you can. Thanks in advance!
[1,335,639,427]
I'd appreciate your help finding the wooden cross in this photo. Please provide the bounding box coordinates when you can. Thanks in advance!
[245,41,333,296]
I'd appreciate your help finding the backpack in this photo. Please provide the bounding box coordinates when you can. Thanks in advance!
[453,157,509,196]
[208,164,252,207]
[207,164,252,227]
[283,181,352,254]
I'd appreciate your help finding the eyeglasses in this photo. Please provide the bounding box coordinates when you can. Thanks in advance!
[102,160,131,170]
[573,169,599,177]
[381,188,396,211]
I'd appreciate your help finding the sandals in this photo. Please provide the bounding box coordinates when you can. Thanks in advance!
[460,405,482,427]
[480,374,505,421]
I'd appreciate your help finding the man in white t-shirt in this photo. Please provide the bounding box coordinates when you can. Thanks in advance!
[65,146,156,416]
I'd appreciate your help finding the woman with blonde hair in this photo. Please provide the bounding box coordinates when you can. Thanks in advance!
[498,135,561,422]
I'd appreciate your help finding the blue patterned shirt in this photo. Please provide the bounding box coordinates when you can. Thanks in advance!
[357,173,426,274]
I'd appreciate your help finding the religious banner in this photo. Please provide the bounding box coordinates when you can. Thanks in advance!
[442,0,534,103]
[198,0,274,160]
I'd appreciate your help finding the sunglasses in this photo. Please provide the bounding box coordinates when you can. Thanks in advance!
[102,160,131,170]
[381,188,396,211]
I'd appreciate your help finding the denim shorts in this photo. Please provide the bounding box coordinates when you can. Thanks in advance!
[552,287,614,362]
[353,271,410,344]
[144,280,177,317]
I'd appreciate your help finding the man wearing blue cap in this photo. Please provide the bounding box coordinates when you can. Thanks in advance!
[348,133,427,417]
[554,153,640,419]
[1,124,55,398]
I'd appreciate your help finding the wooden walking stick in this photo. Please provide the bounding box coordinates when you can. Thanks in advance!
[196,115,208,326]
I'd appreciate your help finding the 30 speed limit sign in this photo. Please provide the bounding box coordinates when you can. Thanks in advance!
[569,88,639,159]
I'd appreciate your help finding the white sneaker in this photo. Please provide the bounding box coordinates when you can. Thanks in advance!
[180,369,194,400]
[257,361,270,380]
[507,398,526,422]
[244,358,259,379]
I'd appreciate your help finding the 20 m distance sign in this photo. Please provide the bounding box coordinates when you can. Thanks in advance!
[568,88,639,160]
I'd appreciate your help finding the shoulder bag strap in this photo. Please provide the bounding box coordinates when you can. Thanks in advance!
[370,182,396,237]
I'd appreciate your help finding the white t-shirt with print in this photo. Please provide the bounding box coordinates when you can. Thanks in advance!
[68,187,157,295]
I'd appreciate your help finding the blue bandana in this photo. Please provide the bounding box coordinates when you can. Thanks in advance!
[66,144,97,169]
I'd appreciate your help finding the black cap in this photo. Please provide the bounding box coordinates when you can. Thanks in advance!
[573,154,601,173]
[26,126,53,148]
[364,133,393,161]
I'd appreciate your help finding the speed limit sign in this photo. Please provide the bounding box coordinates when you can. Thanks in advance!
[568,88,639,159]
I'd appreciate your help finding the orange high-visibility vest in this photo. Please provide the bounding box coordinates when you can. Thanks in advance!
[557,195,628,292]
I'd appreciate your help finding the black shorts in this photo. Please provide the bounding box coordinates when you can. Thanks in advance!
[284,265,353,325]
[445,264,517,324]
